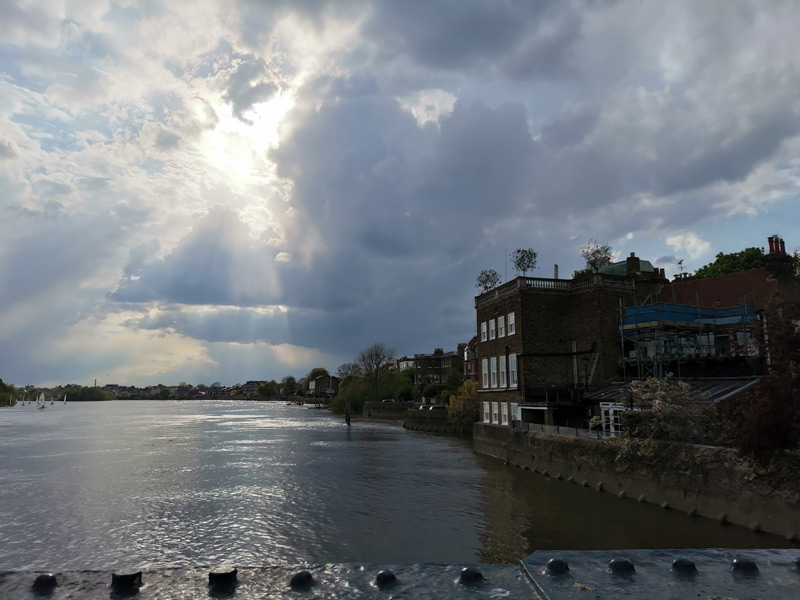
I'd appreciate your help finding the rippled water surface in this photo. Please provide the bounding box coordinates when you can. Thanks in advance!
[0,401,793,572]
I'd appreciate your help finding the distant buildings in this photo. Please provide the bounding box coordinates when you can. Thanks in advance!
[413,347,464,385]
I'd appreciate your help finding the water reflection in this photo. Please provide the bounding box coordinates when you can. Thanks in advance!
[0,401,794,573]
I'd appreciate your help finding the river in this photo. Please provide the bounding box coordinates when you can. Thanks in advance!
[0,400,793,573]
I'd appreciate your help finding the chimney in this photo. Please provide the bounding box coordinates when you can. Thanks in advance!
[768,236,775,254]
[554,264,559,279]
[626,252,641,277]
[779,239,786,255]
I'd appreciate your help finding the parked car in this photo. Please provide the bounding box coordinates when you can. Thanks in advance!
[429,405,447,411]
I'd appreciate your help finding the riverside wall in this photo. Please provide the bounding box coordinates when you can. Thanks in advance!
[403,409,476,434]
[362,401,415,420]
[473,423,800,540]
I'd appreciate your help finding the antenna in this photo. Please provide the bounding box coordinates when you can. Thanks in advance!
[505,247,508,282]
[677,259,684,274]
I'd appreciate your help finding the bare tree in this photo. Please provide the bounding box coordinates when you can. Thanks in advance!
[580,239,613,273]
[475,269,501,292]
[336,362,361,378]
[510,248,538,277]
[355,342,396,408]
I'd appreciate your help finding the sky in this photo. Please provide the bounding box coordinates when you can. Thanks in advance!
[1,0,799,388]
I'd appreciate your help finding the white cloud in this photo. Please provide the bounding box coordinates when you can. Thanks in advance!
[666,232,712,260]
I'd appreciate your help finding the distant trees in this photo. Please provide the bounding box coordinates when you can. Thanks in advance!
[281,375,297,395]
[511,248,537,277]
[159,387,171,399]
[257,380,279,397]
[336,362,361,378]
[475,269,501,292]
[356,342,396,404]
[693,247,765,279]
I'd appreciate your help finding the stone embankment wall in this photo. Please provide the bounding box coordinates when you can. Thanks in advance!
[403,409,475,434]
[473,423,800,540]
[362,402,415,420]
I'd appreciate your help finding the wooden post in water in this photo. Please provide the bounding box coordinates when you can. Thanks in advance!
[345,397,351,426]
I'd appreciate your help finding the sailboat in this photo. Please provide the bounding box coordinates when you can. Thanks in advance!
[63,394,67,405]
[50,394,54,406]
[37,393,46,409]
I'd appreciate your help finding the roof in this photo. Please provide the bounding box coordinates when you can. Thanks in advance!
[657,267,777,311]
[586,377,760,404]
[600,259,656,277]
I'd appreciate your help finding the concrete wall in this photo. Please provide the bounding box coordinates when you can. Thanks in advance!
[473,423,800,540]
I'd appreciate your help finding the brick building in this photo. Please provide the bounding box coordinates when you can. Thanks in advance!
[476,236,800,429]
[475,254,667,428]
[413,347,464,385]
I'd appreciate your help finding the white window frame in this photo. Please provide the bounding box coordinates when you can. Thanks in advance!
[499,355,507,387]
[490,357,497,388]
[489,319,496,340]
[491,402,499,424]
[508,312,515,335]
[509,354,517,387]
[501,403,509,425]
[483,402,490,423]
[498,315,505,338]
[481,321,487,342]
[481,358,489,389]
[511,402,520,422]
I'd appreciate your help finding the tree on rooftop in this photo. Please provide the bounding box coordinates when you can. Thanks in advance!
[475,268,501,292]
[693,247,765,279]
[580,239,613,273]
[510,248,537,277]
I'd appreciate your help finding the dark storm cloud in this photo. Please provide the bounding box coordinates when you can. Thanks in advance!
[364,0,579,79]
[224,56,278,122]
[110,205,280,307]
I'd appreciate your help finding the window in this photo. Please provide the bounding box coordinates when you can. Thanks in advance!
[481,359,489,388]
[441,358,451,368]
[508,312,515,335]
[490,357,497,388]
[501,403,509,425]
[483,402,490,423]
[491,402,499,424]
[499,355,507,387]
[498,315,505,337]
[511,402,520,422]
[481,321,487,342]
[489,319,496,340]
[509,354,517,387]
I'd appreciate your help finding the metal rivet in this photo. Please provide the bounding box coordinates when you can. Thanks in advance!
[672,557,697,574]
[731,557,759,575]
[546,558,570,575]
[460,566,484,584]
[290,570,314,589]
[111,571,142,590]
[376,570,396,587]
[31,573,58,591]
[609,557,635,574]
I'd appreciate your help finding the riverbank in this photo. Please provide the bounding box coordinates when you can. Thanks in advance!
[473,423,800,541]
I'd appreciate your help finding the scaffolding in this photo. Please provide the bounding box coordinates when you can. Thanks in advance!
[618,300,759,380]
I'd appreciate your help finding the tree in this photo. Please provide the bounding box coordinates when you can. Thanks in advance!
[475,269,501,292]
[620,375,705,443]
[447,381,480,424]
[510,248,537,277]
[158,387,171,400]
[330,375,370,416]
[257,381,279,398]
[281,376,297,395]
[445,368,464,392]
[693,247,765,279]
[579,239,613,274]
[353,342,396,425]
[721,298,800,465]
[336,362,361,378]
[302,367,329,394]
[391,368,415,402]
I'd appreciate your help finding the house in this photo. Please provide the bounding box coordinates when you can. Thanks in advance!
[413,348,464,385]
[463,336,479,382]
[311,375,340,401]
[476,235,800,430]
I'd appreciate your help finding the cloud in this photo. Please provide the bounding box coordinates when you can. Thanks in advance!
[666,232,711,260]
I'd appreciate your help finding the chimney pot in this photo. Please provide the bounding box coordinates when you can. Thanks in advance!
[780,239,786,255]
[630,252,635,257]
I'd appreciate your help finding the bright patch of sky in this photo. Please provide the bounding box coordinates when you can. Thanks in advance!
[1,0,799,387]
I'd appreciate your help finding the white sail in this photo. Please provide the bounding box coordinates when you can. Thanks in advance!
[63,394,67,405]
